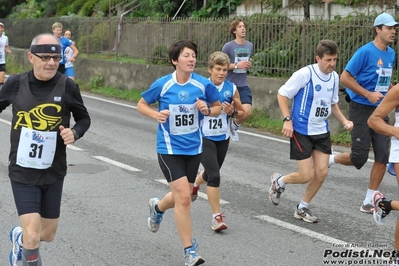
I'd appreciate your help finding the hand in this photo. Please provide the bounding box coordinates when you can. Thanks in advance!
[222,101,235,115]
[6,49,11,54]
[59,125,75,145]
[281,121,293,138]
[195,98,209,115]
[343,120,354,131]
[366,91,384,104]
[157,110,170,123]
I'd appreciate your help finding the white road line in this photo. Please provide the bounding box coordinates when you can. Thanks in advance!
[93,155,141,172]
[0,117,11,125]
[156,179,229,205]
[82,94,137,109]
[67,145,84,151]
[256,215,347,245]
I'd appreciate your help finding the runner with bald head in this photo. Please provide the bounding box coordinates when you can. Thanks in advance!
[0,33,91,266]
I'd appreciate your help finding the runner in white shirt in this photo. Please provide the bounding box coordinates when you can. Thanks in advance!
[63,29,76,80]
[269,40,353,223]
[0,22,11,86]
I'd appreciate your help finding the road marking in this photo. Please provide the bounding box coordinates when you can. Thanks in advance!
[0,117,11,126]
[68,145,84,151]
[82,94,137,109]
[256,215,347,245]
[93,156,141,172]
[156,179,230,205]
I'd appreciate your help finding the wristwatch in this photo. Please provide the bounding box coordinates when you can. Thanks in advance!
[234,63,238,69]
[72,129,79,141]
[282,116,292,122]
[231,109,238,118]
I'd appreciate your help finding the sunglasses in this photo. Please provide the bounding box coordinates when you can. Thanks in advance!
[32,53,62,62]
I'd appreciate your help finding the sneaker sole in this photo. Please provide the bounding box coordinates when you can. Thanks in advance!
[359,206,373,214]
[190,258,205,266]
[212,224,227,232]
[373,211,385,226]
[294,211,318,223]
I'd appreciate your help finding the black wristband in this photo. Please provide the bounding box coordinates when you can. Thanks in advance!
[206,108,211,116]
[72,129,79,141]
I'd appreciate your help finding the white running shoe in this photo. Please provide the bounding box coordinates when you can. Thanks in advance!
[294,206,318,223]
[229,119,239,142]
[269,172,285,205]
[9,226,23,266]
[148,198,164,233]
[211,212,227,231]
[372,191,390,225]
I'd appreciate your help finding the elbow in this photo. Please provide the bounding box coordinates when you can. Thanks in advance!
[367,116,375,129]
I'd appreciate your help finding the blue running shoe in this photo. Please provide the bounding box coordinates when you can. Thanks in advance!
[9,226,23,266]
[184,239,205,266]
[148,198,164,233]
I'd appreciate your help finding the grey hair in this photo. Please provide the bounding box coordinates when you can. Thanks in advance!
[31,33,60,45]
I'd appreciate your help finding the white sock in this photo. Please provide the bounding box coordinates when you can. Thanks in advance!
[298,200,309,210]
[364,189,375,205]
[329,155,335,165]
[212,213,220,219]
[193,182,198,188]
[277,176,285,188]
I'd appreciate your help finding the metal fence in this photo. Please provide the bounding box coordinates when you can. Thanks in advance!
[3,16,399,80]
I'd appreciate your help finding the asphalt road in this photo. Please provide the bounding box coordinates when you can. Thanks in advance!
[0,92,398,266]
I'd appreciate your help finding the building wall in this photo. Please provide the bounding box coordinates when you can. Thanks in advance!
[234,3,395,21]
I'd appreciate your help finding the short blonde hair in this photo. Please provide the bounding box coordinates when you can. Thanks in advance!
[208,51,230,68]
[52,22,63,31]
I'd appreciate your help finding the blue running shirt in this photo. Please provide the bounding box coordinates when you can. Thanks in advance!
[202,80,236,141]
[345,41,395,106]
[141,72,221,155]
[278,64,339,136]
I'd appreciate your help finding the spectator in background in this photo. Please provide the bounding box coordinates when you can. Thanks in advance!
[63,29,77,80]
[0,22,11,87]
[52,22,78,75]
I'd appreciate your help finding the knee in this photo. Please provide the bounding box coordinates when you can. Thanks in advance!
[41,229,56,242]
[207,174,221,188]
[299,172,314,183]
[351,153,368,169]
[175,193,192,209]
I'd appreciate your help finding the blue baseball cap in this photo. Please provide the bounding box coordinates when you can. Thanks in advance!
[373,13,399,27]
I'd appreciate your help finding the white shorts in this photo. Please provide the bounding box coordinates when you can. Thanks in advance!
[388,137,399,176]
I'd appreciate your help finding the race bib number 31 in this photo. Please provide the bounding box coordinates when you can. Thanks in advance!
[16,127,57,169]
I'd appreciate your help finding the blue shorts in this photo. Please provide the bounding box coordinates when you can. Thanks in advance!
[65,67,75,78]
[11,178,65,218]
[237,86,252,105]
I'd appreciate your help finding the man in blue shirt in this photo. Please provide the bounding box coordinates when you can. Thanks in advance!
[329,13,398,213]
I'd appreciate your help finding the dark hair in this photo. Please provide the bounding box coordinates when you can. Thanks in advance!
[373,25,383,37]
[316,39,338,58]
[168,40,198,69]
[229,18,245,38]
[64,29,72,36]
